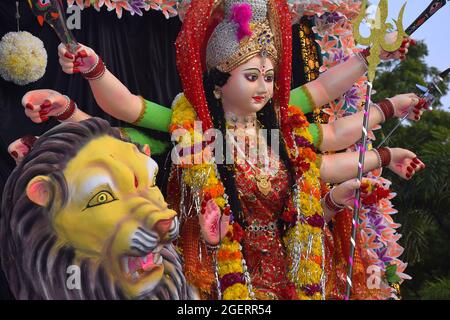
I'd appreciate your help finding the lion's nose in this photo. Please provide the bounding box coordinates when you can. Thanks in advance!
[154,217,175,237]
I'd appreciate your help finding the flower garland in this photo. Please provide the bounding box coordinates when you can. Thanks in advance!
[288,0,362,23]
[294,1,410,299]
[357,174,411,299]
[65,0,361,22]
[169,94,250,299]
[170,94,325,300]
[66,0,183,19]
[282,106,325,300]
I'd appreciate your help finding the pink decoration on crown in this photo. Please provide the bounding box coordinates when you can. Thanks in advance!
[230,3,253,41]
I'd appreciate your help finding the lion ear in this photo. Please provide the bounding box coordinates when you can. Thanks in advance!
[26,175,53,207]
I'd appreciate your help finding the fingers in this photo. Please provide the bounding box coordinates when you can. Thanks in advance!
[58,43,89,74]
[25,109,43,123]
[349,178,361,190]
[59,57,80,74]
[409,98,427,121]
[21,91,33,107]
[405,157,425,179]
[399,37,414,60]
[24,99,53,122]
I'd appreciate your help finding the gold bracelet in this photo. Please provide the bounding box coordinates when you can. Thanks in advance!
[133,96,147,125]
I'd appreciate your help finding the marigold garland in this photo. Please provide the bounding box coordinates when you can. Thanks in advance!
[282,105,325,300]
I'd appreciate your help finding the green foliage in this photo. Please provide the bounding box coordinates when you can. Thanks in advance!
[374,41,449,108]
[419,276,450,300]
[372,42,450,299]
[386,264,401,284]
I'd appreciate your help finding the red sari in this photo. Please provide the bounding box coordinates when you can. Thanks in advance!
[233,153,298,300]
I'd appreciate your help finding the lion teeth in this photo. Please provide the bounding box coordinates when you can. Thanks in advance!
[153,252,162,265]
[132,271,139,280]
[122,258,128,275]
[152,244,163,254]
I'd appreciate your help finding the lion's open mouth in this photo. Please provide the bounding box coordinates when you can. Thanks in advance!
[121,245,164,281]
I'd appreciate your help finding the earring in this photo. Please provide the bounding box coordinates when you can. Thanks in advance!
[213,88,222,100]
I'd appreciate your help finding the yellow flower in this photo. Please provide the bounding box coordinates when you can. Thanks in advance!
[295,260,323,285]
[223,284,251,300]
[284,224,323,257]
[297,291,322,300]
[215,197,226,208]
[218,260,243,277]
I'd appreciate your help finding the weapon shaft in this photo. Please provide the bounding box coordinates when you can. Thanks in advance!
[345,82,373,300]
[405,0,448,35]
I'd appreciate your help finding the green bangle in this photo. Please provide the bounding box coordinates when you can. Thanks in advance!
[120,127,168,155]
[133,96,172,133]
[289,86,316,114]
[308,123,323,149]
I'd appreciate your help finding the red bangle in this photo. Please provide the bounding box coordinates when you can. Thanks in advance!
[378,99,395,121]
[361,47,371,60]
[56,99,76,121]
[82,56,106,80]
[324,191,345,212]
[376,147,391,167]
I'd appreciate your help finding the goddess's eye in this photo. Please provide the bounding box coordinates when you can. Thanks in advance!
[264,74,274,82]
[245,74,258,82]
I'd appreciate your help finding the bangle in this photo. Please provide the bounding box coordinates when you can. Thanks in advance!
[81,55,106,81]
[362,47,371,59]
[371,103,386,123]
[54,95,70,117]
[356,47,370,69]
[56,96,77,121]
[324,189,345,212]
[373,148,382,168]
[376,147,392,167]
[355,51,368,69]
[377,99,395,121]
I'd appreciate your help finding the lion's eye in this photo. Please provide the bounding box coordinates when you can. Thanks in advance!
[87,191,116,208]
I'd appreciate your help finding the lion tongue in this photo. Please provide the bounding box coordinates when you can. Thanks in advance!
[128,254,155,274]
[140,253,155,271]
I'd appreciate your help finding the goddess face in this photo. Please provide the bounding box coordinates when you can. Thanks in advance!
[220,55,274,116]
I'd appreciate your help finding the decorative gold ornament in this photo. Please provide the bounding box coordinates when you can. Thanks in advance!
[255,170,271,196]
[353,0,407,81]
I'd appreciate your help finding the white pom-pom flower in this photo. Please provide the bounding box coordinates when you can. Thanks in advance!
[0,31,47,86]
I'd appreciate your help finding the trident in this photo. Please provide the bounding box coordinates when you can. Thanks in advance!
[345,0,407,300]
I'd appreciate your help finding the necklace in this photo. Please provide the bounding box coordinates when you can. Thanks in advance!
[226,129,273,196]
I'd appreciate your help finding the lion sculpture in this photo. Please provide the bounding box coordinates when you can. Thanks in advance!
[0,117,196,300]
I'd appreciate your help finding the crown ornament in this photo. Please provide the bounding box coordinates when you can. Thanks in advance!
[206,0,278,72]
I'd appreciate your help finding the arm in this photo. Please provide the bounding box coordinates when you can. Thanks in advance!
[289,35,413,112]
[319,147,425,184]
[319,94,427,152]
[57,43,173,132]
[302,55,367,109]
[22,90,169,155]
[320,149,380,184]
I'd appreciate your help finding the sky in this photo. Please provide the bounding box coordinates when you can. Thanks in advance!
[384,0,450,110]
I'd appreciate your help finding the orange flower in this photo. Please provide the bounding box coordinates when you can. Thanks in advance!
[182,120,194,130]
[218,250,243,261]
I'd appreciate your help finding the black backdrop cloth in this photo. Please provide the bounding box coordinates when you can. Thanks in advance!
[0,0,308,299]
